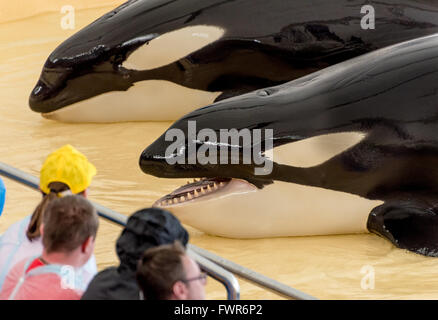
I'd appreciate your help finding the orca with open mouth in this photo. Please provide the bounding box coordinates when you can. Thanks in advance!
[140,34,438,257]
[29,0,438,122]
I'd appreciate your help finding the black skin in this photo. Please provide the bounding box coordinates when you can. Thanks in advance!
[29,0,438,113]
[140,34,438,257]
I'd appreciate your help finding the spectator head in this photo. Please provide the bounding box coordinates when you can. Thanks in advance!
[0,177,5,217]
[136,242,206,300]
[116,208,189,274]
[27,144,97,241]
[41,195,99,267]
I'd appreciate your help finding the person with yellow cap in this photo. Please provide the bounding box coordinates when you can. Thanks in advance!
[0,145,98,291]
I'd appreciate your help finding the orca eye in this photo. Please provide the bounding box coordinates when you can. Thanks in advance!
[257,88,277,97]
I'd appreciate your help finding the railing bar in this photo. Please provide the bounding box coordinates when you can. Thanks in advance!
[189,245,317,300]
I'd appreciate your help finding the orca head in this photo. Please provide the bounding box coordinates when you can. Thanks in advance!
[139,91,276,238]
[139,86,372,237]
[139,88,284,189]
[29,0,225,122]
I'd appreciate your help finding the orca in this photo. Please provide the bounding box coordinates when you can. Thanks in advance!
[140,34,438,257]
[29,0,438,122]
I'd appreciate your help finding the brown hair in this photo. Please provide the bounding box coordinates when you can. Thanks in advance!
[42,195,99,254]
[136,242,186,300]
[27,182,84,241]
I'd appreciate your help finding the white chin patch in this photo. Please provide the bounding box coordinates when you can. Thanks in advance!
[42,80,221,122]
[169,180,383,238]
[273,132,366,168]
[122,25,225,70]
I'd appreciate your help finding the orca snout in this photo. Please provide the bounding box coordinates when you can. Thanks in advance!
[139,137,207,179]
[139,145,174,178]
[29,67,71,113]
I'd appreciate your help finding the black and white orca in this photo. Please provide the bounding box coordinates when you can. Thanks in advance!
[29,0,438,122]
[140,34,438,257]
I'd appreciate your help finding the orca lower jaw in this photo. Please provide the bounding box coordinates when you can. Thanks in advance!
[153,177,257,207]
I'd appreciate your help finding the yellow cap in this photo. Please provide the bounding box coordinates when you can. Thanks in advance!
[40,144,97,195]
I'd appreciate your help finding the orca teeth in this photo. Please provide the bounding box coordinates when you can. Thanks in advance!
[154,177,231,207]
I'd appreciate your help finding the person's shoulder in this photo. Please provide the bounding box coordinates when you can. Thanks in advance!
[8,257,29,275]
[92,266,119,280]
[81,267,140,300]
[7,256,40,280]
[0,215,31,243]
[80,266,118,299]
[51,287,82,300]
[0,258,29,299]
[23,278,82,300]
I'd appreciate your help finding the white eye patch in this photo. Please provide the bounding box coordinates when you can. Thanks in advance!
[122,25,225,70]
[272,132,366,168]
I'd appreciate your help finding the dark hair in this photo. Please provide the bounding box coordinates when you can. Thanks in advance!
[116,208,189,273]
[42,195,98,253]
[27,182,85,241]
[136,242,186,300]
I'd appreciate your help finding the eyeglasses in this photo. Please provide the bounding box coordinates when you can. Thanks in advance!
[181,272,207,285]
